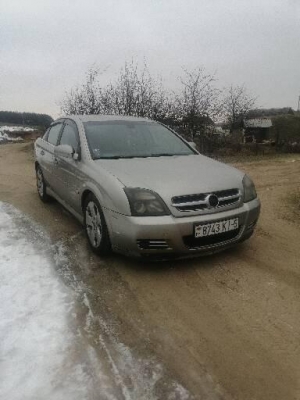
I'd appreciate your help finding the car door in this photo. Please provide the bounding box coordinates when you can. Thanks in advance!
[37,121,64,191]
[54,119,83,213]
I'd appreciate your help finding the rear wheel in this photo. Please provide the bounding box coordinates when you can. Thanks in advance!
[84,194,111,255]
[36,165,51,202]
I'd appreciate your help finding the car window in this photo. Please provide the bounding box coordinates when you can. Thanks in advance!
[42,128,50,140]
[59,123,79,151]
[83,121,195,159]
[47,123,63,146]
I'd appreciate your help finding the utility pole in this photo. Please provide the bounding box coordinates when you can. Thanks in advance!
[298,95,300,112]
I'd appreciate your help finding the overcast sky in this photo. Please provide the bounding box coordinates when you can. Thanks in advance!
[1,0,299,118]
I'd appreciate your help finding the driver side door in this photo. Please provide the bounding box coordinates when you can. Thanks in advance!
[53,120,83,213]
[37,121,64,192]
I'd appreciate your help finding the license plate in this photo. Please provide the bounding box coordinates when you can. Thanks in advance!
[194,218,239,238]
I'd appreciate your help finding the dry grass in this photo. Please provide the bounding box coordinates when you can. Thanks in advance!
[216,153,300,165]
[280,190,300,224]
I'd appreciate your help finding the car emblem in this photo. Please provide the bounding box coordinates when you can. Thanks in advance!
[206,194,219,208]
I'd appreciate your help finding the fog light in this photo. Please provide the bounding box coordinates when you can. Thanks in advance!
[247,220,257,230]
[137,239,171,250]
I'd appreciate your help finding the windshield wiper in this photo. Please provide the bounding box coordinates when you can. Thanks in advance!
[146,153,186,157]
[95,153,190,160]
[96,156,136,159]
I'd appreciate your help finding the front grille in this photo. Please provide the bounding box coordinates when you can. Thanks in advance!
[183,228,241,249]
[172,189,241,212]
[137,239,170,250]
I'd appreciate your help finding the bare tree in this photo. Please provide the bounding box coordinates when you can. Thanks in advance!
[109,60,168,119]
[223,85,256,131]
[175,67,221,140]
[60,60,169,120]
[60,67,105,115]
[111,61,139,115]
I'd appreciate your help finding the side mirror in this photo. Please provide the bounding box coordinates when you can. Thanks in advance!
[188,141,197,150]
[54,144,74,159]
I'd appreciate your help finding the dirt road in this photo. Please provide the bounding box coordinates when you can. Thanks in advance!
[1,142,300,400]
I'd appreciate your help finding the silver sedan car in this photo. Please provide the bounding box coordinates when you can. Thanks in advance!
[34,115,260,259]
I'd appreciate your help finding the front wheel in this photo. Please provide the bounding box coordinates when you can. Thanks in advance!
[36,165,51,202]
[84,194,111,255]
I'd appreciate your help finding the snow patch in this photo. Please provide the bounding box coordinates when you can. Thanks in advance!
[0,131,23,142]
[0,203,114,400]
[0,125,35,133]
[0,125,36,143]
[0,203,193,399]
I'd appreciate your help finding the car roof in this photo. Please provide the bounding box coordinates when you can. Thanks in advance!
[63,115,152,124]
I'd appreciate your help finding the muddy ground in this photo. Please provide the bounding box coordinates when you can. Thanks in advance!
[0,142,300,400]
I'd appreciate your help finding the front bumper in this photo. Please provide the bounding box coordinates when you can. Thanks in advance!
[105,198,261,258]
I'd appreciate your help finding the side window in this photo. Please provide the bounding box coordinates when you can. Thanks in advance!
[47,124,63,145]
[42,128,50,140]
[59,123,79,151]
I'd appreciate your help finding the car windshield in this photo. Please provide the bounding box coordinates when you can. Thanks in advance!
[83,120,195,159]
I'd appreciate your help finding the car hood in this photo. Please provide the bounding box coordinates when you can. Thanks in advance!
[95,154,244,198]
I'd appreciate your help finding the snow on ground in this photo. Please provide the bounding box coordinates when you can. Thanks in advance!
[0,202,114,400]
[0,132,23,142]
[0,202,192,400]
[55,242,193,400]
[0,126,35,142]
[0,125,35,133]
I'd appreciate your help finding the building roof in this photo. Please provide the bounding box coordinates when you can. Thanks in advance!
[244,118,272,128]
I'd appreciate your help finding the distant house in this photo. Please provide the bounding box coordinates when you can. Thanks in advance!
[243,118,272,143]
[214,124,230,137]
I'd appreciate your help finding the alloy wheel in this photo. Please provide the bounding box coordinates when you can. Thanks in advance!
[36,168,44,197]
[85,201,103,248]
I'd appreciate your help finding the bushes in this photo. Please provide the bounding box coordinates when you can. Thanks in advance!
[270,114,300,143]
[191,134,286,157]
[279,142,300,153]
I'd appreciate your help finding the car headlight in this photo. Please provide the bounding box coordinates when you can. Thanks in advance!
[243,175,257,203]
[124,188,170,216]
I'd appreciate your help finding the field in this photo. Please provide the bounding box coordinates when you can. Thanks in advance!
[0,142,300,399]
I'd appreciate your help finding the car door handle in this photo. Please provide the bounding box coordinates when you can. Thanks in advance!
[40,150,45,155]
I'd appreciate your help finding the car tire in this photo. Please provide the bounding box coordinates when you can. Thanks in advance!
[36,165,51,203]
[84,193,111,255]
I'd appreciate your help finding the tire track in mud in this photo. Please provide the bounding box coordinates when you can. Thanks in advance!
[53,240,227,400]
